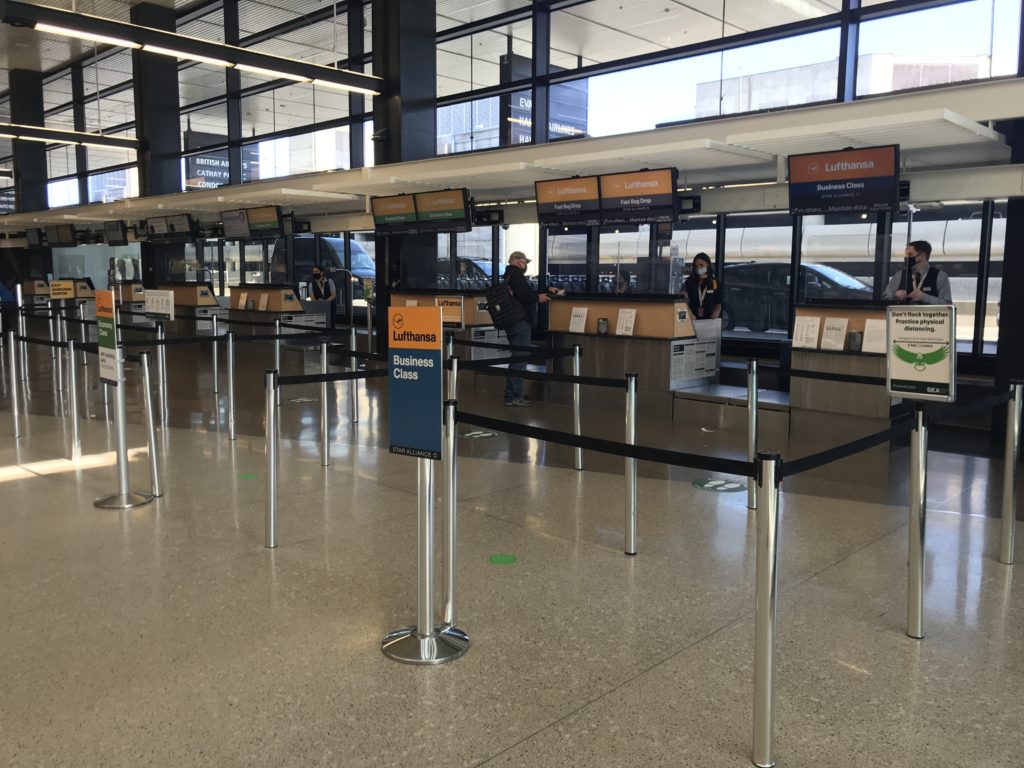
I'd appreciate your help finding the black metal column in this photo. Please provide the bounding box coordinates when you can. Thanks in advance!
[348,1,366,169]
[787,214,803,336]
[224,0,243,185]
[10,69,48,213]
[714,214,728,282]
[531,5,550,146]
[131,3,182,196]
[836,0,860,102]
[973,199,994,357]
[997,120,1024,383]
[71,64,89,204]
[873,209,894,300]
[371,0,437,351]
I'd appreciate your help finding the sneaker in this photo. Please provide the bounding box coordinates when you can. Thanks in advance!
[504,398,533,407]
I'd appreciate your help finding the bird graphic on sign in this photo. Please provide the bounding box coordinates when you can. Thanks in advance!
[892,343,949,372]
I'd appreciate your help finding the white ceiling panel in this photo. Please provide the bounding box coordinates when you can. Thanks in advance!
[437,0,532,32]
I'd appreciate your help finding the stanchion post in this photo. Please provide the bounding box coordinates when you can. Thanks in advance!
[54,308,65,392]
[349,326,359,423]
[999,382,1022,565]
[443,399,458,627]
[16,285,28,375]
[748,360,759,510]
[752,451,781,768]
[77,302,88,366]
[47,300,56,359]
[907,404,927,639]
[94,348,153,509]
[624,372,638,556]
[211,314,219,395]
[448,355,459,405]
[320,341,331,466]
[6,329,21,438]
[572,344,583,471]
[265,369,279,549]
[382,457,470,664]
[156,322,167,424]
[227,331,236,440]
[140,351,162,497]
[273,319,281,406]
[66,339,80,461]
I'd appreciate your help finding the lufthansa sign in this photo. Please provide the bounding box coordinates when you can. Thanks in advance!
[388,306,443,460]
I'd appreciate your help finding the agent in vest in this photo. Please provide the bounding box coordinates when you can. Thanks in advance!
[308,268,338,328]
[882,240,952,305]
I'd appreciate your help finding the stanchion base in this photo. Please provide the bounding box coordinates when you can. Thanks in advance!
[94,491,155,510]
[381,625,469,665]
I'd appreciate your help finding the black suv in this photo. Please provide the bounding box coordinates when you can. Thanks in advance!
[720,262,870,331]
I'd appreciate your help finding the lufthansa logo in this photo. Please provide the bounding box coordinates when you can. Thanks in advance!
[807,162,819,175]
[392,314,404,330]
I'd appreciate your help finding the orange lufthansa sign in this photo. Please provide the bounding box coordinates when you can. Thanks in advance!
[789,146,897,184]
[96,290,115,319]
[388,306,442,351]
[599,169,674,198]
[535,177,599,204]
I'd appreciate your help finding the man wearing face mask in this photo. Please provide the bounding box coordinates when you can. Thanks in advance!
[308,267,338,328]
[882,240,951,305]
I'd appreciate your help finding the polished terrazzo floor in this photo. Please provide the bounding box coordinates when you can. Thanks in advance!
[2,335,1023,767]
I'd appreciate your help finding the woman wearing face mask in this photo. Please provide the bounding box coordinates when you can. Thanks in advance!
[882,240,951,305]
[683,253,721,320]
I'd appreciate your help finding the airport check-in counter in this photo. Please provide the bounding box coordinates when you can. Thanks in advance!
[21,279,50,307]
[227,284,326,351]
[158,281,227,336]
[786,303,895,488]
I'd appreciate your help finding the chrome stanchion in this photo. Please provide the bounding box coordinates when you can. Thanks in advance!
[53,308,65,392]
[624,372,638,556]
[211,314,219,395]
[752,451,781,768]
[448,355,459,405]
[227,332,236,441]
[365,301,373,352]
[66,339,80,462]
[140,351,162,498]
[94,348,153,510]
[382,456,470,664]
[273,319,281,406]
[1000,382,1022,565]
[442,400,458,627]
[16,286,27,376]
[349,326,359,423]
[156,322,168,425]
[6,329,21,438]
[320,341,331,467]
[908,404,927,639]
[265,369,278,549]
[747,360,759,510]
[47,300,56,360]
[572,344,583,471]
[77,302,88,366]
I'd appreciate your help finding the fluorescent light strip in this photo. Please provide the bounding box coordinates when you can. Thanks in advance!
[312,79,379,96]
[18,135,79,145]
[235,63,310,82]
[34,22,141,49]
[142,44,231,68]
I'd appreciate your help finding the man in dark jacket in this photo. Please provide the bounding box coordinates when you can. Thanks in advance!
[502,251,549,406]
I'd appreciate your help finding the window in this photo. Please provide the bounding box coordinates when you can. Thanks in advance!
[241,126,351,182]
[545,229,587,293]
[87,167,138,204]
[721,212,794,338]
[437,22,532,98]
[437,96,501,155]
[598,226,652,293]
[857,0,1021,96]
[86,144,136,172]
[241,82,348,137]
[47,178,80,208]
[48,146,77,179]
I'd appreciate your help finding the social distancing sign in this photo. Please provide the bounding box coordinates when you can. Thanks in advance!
[886,305,956,402]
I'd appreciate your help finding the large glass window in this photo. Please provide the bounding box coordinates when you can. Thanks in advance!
[241,126,351,182]
[47,178,80,208]
[241,81,348,137]
[545,228,587,293]
[721,212,794,338]
[857,0,1021,96]
[47,146,77,179]
[800,214,878,297]
[437,96,502,155]
[87,167,139,204]
[438,23,533,98]
[598,225,650,293]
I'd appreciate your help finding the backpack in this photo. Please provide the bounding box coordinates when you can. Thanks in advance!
[484,281,525,330]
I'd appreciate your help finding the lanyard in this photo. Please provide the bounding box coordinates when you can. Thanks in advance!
[911,270,923,293]
[698,282,708,307]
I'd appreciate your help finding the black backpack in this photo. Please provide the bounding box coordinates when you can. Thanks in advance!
[484,281,525,330]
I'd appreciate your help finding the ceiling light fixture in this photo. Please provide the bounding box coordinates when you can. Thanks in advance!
[142,43,231,68]
[311,78,378,96]
[34,21,141,49]
[235,63,311,82]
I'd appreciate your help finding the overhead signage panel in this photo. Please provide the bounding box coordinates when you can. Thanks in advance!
[388,306,443,460]
[788,145,899,215]
[372,194,419,235]
[414,189,472,233]
[886,305,956,402]
[599,168,678,225]
[535,177,601,227]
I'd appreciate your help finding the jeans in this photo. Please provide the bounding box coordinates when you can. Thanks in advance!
[503,320,532,402]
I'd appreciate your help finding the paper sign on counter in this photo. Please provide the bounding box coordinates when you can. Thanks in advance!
[569,307,588,334]
[820,317,849,351]
[615,308,637,336]
[792,315,821,349]
[258,293,269,311]
[862,319,886,354]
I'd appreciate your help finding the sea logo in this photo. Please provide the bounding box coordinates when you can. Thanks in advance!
[392,313,405,330]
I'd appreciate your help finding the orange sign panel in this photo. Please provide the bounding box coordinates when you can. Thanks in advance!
[789,146,897,184]
[388,306,442,351]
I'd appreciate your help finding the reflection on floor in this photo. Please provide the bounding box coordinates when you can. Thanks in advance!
[1,335,1022,767]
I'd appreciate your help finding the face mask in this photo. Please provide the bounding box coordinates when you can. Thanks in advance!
[696,267,708,277]
[313,274,322,280]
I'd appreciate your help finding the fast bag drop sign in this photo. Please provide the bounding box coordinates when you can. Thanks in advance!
[388,306,443,459]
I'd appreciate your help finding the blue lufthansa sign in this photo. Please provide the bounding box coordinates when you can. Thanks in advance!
[388,307,443,460]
